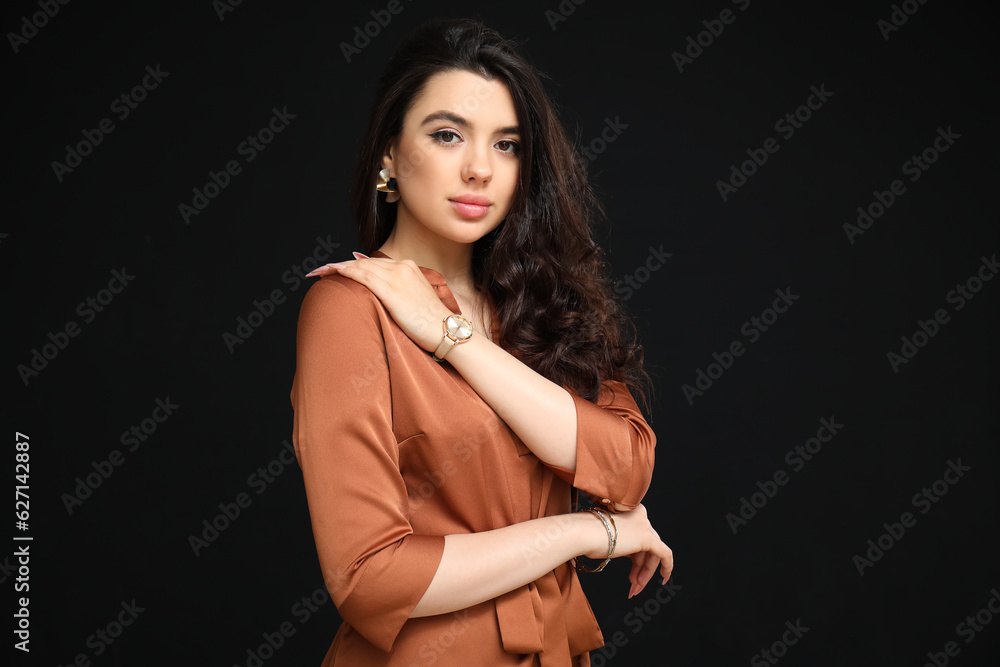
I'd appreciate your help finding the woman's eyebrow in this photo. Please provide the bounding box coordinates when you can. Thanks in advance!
[420,110,468,127]
[420,110,520,134]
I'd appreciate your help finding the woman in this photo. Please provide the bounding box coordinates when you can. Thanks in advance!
[289,17,673,666]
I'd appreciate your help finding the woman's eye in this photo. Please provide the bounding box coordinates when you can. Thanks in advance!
[431,130,460,144]
[496,140,519,154]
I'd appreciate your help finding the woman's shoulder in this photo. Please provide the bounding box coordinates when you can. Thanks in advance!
[298,274,383,325]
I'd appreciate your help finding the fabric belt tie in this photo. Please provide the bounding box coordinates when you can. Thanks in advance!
[494,567,605,659]
[495,580,545,653]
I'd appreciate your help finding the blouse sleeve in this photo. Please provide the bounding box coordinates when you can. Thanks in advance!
[289,277,445,653]
[545,380,656,512]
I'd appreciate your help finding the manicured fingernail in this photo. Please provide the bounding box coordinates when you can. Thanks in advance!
[352,251,369,259]
[305,263,346,277]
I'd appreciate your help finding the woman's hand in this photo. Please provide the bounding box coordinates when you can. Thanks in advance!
[579,504,673,599]
[306,253,454,352]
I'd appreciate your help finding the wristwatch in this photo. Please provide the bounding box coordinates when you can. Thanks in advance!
[432,314,474,362]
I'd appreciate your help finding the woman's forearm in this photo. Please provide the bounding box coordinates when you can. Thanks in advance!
[410,511,604,618]
[443,332,578,471]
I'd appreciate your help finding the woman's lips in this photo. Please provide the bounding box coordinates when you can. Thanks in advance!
[449,199,491,218]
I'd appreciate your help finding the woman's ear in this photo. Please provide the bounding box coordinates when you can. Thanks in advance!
[381,141,396,173]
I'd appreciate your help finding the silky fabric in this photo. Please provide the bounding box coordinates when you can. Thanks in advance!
[289,250,657,666]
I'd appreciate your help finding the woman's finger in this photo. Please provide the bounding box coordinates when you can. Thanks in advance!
[627,553,642,594]
[304,262,347,277]
[628,552,651,599]
[644,523,673,585]
[657,543,674,584]
[304,253,387,278]
[635,553,661,596]
[307,256,391,283]
[625,552,658,598]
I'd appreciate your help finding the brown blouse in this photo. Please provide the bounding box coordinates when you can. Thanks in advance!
[289,250,657,666]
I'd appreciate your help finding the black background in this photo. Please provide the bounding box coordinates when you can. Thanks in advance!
[5,0,998,665]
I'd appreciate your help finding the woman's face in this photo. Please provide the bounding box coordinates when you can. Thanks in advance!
[382,69,520,248]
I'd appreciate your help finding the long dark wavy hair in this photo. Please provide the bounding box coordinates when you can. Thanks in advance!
[350,17,654,414]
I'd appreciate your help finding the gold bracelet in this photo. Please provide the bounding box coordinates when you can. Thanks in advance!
[576,507,617,573]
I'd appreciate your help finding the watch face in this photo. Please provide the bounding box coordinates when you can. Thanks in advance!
[446,315,473,339]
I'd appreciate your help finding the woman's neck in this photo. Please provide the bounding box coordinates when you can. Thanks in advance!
[377,237,477,295]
